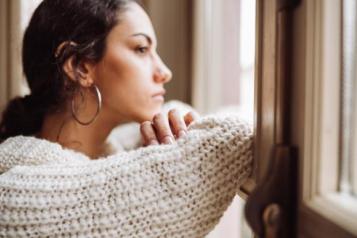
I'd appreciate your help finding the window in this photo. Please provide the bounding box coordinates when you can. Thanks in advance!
[192,0,255,120]
[0,0,40,111]
[245,0,357,236]
[295,0,357,236]
[340,0,357,198]
[191,0,256,237]
[18,0,42,95]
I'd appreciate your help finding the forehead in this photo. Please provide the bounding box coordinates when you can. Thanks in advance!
[107,2,156,43]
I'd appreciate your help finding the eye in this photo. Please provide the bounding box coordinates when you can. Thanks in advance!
[135,46,149,54]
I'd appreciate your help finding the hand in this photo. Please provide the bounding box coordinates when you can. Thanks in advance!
[140,109,199,146]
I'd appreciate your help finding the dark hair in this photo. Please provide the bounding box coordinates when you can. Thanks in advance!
[0,0,138,142]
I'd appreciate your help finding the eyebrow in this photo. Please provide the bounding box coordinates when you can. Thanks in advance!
[130,33,153,45]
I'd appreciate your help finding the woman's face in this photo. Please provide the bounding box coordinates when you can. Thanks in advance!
[93,2,172,124]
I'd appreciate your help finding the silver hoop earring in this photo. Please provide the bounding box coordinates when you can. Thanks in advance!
[71,84,102,126]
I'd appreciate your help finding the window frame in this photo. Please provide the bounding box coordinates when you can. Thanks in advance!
[0,0,23,111]
[253,0,279,182]
[0,0,32,113]
[249,0,357,236]
[293,0,357,236]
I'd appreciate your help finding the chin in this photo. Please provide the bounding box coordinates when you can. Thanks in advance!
[136,105,163,122]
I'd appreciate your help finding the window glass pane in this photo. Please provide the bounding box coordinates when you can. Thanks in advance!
[217,0,255,119]
[191,0,255,122]
[238,0,255,119]
[18,0,42,95]
[340,0,357,196]
[204,0,255,237]
[21,0,42,31]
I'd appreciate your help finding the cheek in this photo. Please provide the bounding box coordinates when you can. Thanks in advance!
[94,52,160,120]
[97,52,141,93]
[115,50,151,77]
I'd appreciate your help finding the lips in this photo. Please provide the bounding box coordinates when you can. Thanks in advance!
[152,89,166,102]
[152,89,166,97]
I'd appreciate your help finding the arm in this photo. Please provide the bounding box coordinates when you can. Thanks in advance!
[0,115,253,238]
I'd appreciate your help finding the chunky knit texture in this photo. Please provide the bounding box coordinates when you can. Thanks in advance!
[0,114,253,238]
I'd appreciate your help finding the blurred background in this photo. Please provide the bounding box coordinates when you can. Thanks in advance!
[142,0,255,118]
[0,0,256,237]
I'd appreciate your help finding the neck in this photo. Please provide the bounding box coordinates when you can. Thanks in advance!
[38,107,125,159]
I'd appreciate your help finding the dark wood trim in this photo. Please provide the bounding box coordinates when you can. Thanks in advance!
[254,0,279,181]
[298,205,355,238]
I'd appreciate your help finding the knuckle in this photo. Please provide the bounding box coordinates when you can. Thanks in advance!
[141,121,151,127]
[184,112,192,119]
[153,113,163,121]
[161,132,171,138]
[168,108,178,116]
[157,123,172,136]
[140,121,151,131]
[140,121,153,133]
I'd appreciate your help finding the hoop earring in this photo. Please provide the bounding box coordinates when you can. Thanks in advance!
[71,84,102,125]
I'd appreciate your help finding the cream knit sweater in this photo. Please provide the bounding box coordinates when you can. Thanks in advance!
[0,114,253,238]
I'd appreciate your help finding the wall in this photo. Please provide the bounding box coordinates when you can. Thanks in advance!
[142,0,193,104]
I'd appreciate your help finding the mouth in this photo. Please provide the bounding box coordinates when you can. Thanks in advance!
[152,89,166,102]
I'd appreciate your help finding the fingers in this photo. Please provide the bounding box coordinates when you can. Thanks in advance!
[168,109,187,139]
[140,121,159,146]
[184,111,200,126]
[152,113,175,144]
[140,109,200,147]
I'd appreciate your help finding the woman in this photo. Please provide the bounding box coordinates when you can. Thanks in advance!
[0,0,253,237]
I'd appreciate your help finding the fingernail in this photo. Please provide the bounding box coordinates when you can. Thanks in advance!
[178,130,186,138]
[163,136,174,144]
[149,139,159,145]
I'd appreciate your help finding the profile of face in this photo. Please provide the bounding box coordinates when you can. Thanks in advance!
[92,2,172,124]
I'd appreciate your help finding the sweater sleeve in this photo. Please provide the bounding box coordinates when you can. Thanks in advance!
[0,115,253,238]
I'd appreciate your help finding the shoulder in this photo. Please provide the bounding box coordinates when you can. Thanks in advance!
[0,135,88,174]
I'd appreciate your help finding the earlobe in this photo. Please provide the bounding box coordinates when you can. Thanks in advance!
[76,61,95,87]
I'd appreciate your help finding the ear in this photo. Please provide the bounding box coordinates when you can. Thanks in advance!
[62,55,96,88]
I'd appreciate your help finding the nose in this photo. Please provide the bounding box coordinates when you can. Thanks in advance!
[153,56,172,84]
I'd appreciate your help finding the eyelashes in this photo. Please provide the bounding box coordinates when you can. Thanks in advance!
[135,46,149,54]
